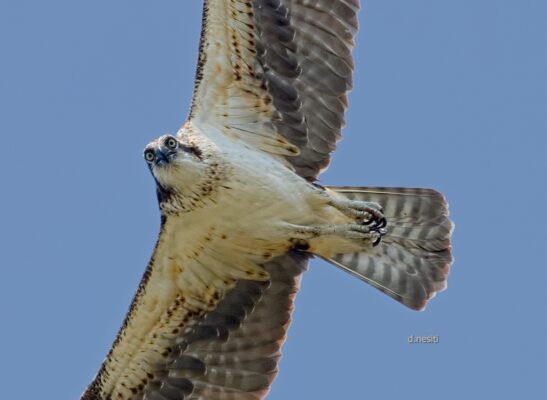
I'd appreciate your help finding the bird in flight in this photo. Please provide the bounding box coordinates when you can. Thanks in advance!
[81,1,453,399]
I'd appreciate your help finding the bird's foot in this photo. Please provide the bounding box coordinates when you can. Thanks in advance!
[327,223,387,247]
[328,197,387,239]
[284,222,387,249]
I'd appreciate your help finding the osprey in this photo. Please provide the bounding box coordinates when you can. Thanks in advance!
[82,1,453,399]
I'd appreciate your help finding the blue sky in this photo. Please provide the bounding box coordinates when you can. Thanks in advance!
[1,1,546,399]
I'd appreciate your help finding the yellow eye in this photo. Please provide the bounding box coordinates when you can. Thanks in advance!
[144,150,155,162]
[166,137,178,149]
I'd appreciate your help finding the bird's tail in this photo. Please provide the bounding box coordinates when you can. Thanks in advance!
[324,187,454,310]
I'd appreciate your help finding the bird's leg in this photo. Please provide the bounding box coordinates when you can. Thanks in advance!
[281,222,386,251]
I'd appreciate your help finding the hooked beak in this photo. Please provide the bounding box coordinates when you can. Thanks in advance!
[154,148,172,167]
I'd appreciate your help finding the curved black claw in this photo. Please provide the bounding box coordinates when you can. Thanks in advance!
[371,227,387,247]
[376,217,387,229]
[362,214,387,230]
[372,235,382,247]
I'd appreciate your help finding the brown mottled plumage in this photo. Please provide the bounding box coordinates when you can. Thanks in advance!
[81,1,453,399]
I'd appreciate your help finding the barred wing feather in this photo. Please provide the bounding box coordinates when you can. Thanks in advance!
[188,0,359,180]
[141,253,308,400]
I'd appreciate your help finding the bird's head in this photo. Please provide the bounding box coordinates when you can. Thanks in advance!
[143,134,212,213]
[144,133,203,170]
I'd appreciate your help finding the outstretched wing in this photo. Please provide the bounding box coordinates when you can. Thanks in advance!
[188,0,359,180]
[81,216,309,400]
[142,253,308,400]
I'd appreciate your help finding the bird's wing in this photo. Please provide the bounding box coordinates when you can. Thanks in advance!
[81,217,308,400]
[188,0,359,180]
[142,253,308,400]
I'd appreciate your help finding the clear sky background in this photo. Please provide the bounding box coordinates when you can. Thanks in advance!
[1,1,546,399]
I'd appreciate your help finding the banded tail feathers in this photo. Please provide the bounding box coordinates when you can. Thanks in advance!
[324,187,454,310]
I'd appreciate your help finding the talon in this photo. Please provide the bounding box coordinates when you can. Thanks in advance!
[377,217,387,229]
[370,226,387,247]
[329,198,387,242]
[372,235,382,247]
[362,213,387,229]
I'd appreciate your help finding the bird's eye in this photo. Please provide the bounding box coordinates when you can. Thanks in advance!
[165,137,178,149]
[144,150,155,162]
